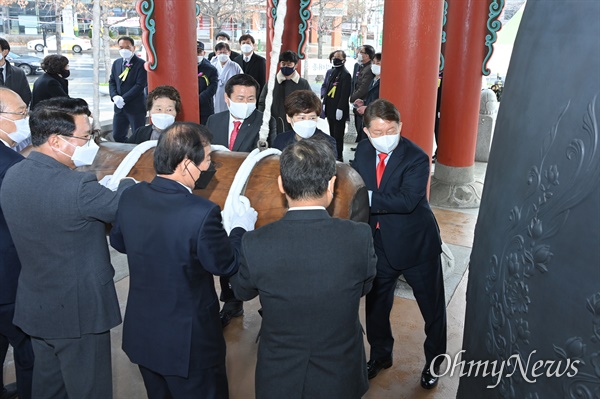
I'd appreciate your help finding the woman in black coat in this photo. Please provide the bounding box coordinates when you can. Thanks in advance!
[31,54,70,110]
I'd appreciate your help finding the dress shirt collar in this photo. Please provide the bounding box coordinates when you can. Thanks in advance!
[288,206,326,211]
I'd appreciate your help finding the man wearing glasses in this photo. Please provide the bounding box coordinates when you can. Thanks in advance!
[0,97,136,399]
[0,88,33,399]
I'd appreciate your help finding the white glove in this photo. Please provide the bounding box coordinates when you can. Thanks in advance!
[112,95,125,109]
[230,196,258,232]
[336,109,343,121]
[322,104,326,113]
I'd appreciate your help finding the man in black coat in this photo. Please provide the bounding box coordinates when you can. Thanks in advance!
[109,36,148,142]
[207,31,240,62]
[350,45,375,144]
[233,34,266,96]
[352,99,447,390]
[231,138,376,398]
[0,38,31,106]
[0,88,33,399]
[322,50,351,161]
[196,41,218,125]
[110,123,257,398]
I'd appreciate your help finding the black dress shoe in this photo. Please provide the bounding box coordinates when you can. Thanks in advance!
[420,364,440,389]
[367,356,393,379]
[220,304,244,327]
[1,383,18,399]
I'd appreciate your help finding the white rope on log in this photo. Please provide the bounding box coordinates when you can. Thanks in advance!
[257,0,288,150]
[98,142,281,234]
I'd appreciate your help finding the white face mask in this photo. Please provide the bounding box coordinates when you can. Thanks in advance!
[240,44,253,54]
[217,53,229,63]
[59,136,100,167]
[119,49,133,60]
[371,64,381,75]
[0,116,31,145]
[292,120,317,139]
[369,133,400,154]
[228,100,256,120]
[197,56,204,63]
[151,113,175,130]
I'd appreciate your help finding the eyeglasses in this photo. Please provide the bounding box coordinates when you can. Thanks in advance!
[0,111,28,117]
[60,129,101,144]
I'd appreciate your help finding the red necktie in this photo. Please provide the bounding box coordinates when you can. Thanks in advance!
[376,153,388,188]
[375,153,387,229]
[229,121,242,150]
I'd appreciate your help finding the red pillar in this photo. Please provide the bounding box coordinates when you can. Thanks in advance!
[437,0,489,167]
[266,0,308,77]
[141,0,199,123]
[379,0,444,156]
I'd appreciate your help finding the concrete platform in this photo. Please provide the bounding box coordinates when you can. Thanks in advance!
[3,126,485,398]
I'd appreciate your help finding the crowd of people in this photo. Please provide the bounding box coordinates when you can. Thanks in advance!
[0,33,447,399]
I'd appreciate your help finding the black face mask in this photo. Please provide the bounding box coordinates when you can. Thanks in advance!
[193,162,216,190]
[332,58,344,67]
[61,69,70,78]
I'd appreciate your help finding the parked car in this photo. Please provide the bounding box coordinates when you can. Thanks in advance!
[6,51,42,75]
[27,36,92,53]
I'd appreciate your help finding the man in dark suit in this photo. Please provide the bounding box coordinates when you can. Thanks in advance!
[322,50,351,161]
[233,34,266,96]
[350,45,375,144]
[206,74,274,326]
[207,74,276,153]
[110,122,257,398]
[196,41,218,125]
[0,38,31,107]
[352,99,447,390]
[0,88,33,399]
[231,138,377,399]
[1,97,136,399]
[109,36,148,142]
[207,31,240,62]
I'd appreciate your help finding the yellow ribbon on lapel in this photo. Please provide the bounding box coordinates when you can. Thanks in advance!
[327,86,337,98]
[119,67,130,82]
[202,75,209,86]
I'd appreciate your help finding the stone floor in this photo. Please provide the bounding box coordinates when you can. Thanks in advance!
[2,141,486,399]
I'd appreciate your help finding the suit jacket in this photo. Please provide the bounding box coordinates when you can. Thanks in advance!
[273,129,337,155]
[2,61,31,106]
[350,62,374,103]
[231,209,377,399]
[127,124,154,144]
[206,109,276,152]
[31,72,69,110]
[0,151,135,338]
[110,177,245,377]
[364,77,380,107]
[233,52,267,93]
[322,66,351,122]
[352,137,442,268]
[0,142,24,305]
[109,55,148,115]
[198,58,218,123]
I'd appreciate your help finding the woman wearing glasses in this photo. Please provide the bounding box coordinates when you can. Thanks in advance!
[31,54,70,110]
[272,90,337,155]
